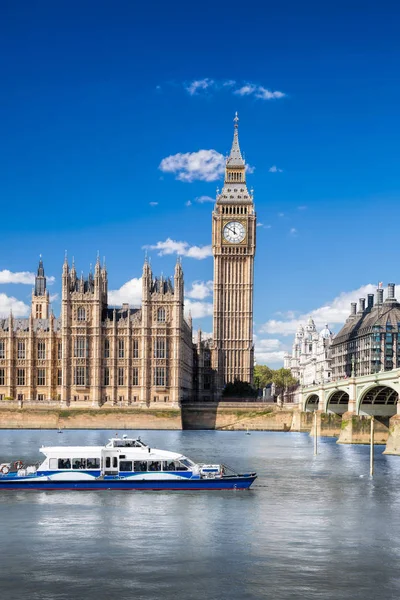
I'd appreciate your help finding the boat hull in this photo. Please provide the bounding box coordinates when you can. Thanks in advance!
[0,475,256,491]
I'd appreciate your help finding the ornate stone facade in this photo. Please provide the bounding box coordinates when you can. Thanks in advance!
[0,115,256,405]
[0,257,193,406]
[211,113,256,392]
[284,318,334,386]
[330,284,400,378]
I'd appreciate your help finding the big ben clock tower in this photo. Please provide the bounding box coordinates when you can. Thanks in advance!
[212,113,256,393]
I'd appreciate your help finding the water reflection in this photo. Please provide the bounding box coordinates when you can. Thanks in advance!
[1,430,400,600]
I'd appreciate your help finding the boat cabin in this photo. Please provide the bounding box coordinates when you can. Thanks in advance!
[38,436,196,477]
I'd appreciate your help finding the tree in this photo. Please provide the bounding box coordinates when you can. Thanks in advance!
[271,368,298,394]
[254,365,273,389]
[222,380,257,398]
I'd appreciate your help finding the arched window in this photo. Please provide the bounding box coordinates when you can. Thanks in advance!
[104,339,110,359]
[157,308,166,323]
[77,307,86,322]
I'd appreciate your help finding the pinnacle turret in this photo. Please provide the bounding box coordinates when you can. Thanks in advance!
[34,256,46,296]
[226,112,245,168]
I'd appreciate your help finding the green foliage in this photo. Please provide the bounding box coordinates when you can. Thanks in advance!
[254,365,273,388]
[253,365,298,391]
[272,368,298,392]
[222,380,257,398]
[4,396,14,401]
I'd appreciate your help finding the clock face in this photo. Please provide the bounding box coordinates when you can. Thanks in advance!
[223,221,246,243]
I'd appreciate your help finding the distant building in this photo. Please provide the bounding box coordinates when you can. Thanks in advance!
[285,283,400,390]
[331,283,400,378]
[284,318,334,386]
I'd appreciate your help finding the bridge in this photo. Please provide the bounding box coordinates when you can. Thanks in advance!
[300,368,400,417]
[297,369,400,453]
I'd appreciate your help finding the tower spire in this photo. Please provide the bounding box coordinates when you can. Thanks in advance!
[223,112,247,187]
[227,112,244,168]
[34,256,46,296]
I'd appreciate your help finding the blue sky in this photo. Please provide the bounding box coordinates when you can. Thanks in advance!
[1,0,400,365]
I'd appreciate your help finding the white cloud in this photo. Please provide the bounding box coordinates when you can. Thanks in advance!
[185,78,214,95]
[149,202,158,206]
[108,277,142,307]
[259,283,385,336]
[289,228,297,235]
[256,338,282,351]
[255,350,286,365]
[234,84,256,96]
[0,269,55,285]
[184,298,213,319]
[143,238,212,260]
[269,165,283,173]
[278,212,284,217]
[195,195,215,204]
[186,280,213,300]
[185,200,192,207]
[257,223,264,227]
[235,84,285,100]
[257,223,272,229]
[0,293,29,317]
[159,149,225,182]
[178,78,286,101]
[49,293,59,303]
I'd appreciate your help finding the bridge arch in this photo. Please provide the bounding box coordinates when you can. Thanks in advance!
[325,389,349,415]
[357,384,399,417]
[304,394,320,412]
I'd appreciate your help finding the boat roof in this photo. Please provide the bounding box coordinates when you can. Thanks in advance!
[39,444,183,460]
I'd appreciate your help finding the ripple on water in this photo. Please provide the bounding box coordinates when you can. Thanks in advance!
[1,429,400,600]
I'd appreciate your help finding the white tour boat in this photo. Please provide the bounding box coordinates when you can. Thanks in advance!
[0,435,257,490]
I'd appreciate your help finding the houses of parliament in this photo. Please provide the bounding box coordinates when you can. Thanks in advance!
[0,116,256,406]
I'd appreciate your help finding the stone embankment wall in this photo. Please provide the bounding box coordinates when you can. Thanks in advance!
[0,406,182,430]
[182,403,294,431]
[0,402,296,431]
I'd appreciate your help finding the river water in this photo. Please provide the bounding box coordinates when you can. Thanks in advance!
[1,429,400,600]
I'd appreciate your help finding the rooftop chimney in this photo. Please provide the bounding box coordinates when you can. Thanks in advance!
[377,287,384,305]
[350,302,357,316]
[358,298,366,313]
[367,294,374,310]
[387,283,396,302]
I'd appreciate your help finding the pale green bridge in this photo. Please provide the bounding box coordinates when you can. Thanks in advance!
[300,369,400,417]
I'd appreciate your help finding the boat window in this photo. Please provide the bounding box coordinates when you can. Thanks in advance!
[119,460,133,472]
[180,459,193,468]
[49,458,58,470]
[72,458,87,470]
[176,462,188,471]
[86,458,100,469]
[148,461,161,471]
[134,461,148,472]
[163,461,178,471]
[58,458,71,469]
[113,457,118,469]
[106,457,111,468]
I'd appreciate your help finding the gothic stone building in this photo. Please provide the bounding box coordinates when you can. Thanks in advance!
[0,258,193,406]
[0,115,256,405]
[211,112,256,394]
